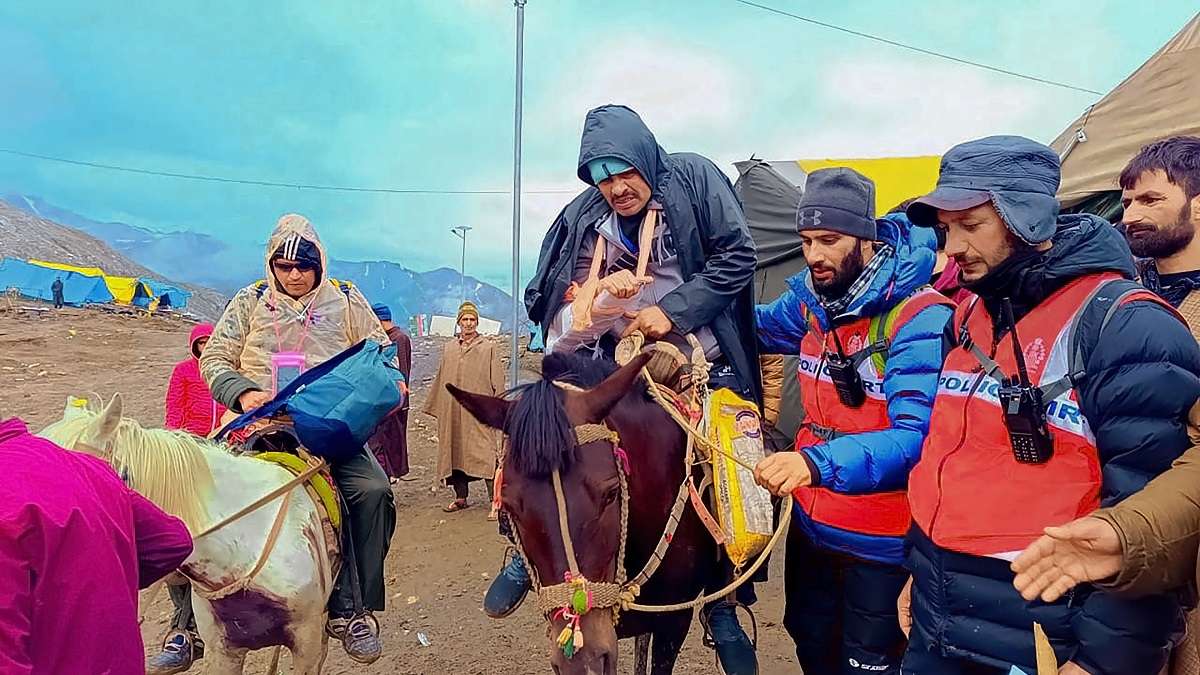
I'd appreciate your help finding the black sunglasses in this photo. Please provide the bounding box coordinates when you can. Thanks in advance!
[272,260,316,274]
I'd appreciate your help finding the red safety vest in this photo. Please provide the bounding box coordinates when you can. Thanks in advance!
[793,287,952,537]
[908,273,1173,556]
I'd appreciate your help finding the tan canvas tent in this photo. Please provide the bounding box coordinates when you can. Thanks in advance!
[1052,12,1200,213]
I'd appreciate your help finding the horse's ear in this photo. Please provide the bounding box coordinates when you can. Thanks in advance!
[88,393,124,445]
[576,352,652,423]
[63,396,88,418]
[447,384,511,431]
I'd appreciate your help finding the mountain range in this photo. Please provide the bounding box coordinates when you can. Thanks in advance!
[1,194,524,329]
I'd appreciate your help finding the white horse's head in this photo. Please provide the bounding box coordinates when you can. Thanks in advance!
[41,394,216,532]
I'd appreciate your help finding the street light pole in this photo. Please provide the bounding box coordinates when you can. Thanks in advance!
[510,0,527,388]
[451,225,472,303]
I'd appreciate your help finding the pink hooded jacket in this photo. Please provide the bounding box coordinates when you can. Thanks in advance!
[0,418,193,674]
[165,323,227,436]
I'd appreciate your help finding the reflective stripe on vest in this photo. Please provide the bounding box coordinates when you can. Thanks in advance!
[793,287,953,538]
[908,273,1170,557]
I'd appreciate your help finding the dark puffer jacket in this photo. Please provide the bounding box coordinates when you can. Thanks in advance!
[524,105,761,403]
[908,216,1200,673]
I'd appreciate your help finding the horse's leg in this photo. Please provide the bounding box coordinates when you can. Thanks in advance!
[649,611,693,675]
[290,614,331,675]
[203,644,249,675]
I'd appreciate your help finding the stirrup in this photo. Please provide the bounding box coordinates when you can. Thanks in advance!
[700,601,759,650]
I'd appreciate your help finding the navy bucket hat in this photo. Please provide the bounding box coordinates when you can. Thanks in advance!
[907,135,1062,244]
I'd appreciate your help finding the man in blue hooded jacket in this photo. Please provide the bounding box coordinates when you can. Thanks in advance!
[902,135,1200,674]
[754,167,953,674]
[488,104,761,674]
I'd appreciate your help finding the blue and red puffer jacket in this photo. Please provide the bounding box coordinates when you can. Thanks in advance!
[756,213,953,565]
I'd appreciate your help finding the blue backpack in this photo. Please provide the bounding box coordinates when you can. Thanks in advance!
[217,340,403,462]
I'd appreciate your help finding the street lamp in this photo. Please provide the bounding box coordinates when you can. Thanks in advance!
[451,225,472,303]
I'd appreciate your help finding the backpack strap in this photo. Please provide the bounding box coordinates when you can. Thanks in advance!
[330,278,354,298]
[1046,278,1181,400]
[253,279,270,299]
[958,278,1179,402]
[866,286,954,375]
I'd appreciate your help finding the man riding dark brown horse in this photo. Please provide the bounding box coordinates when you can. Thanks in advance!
[451,351,727,674]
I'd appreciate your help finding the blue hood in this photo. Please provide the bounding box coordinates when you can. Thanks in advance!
[784,212,937,331]
[576,105,671,196]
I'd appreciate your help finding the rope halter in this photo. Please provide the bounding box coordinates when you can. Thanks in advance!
[522,423,638,659]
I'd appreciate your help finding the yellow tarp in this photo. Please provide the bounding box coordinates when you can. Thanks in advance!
[796,156,941,215]
[29,259,150,305]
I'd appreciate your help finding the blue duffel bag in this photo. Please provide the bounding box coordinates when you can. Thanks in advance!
[217,339,403,462]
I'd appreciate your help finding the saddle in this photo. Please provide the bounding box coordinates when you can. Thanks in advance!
[236,421,342,562]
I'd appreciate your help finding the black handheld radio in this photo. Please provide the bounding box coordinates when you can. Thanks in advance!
[825,330,867,408]
[996,298,1054,464]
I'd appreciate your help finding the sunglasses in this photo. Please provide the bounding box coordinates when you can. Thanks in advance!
[272,260,316,274]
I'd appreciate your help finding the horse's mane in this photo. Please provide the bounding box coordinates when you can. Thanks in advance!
[506,352,643,479]
[41,412,218,533]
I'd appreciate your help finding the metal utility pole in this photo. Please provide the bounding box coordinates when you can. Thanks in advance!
[451,225,472,302]
[509,0,526,388]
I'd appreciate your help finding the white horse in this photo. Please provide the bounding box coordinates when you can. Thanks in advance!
[40,394,337,674]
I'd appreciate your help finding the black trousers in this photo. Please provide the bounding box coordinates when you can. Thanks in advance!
[329,446,397,615]
[447,469,494,502]
[168,578,195,632]
[165,445,396,625]
[784,518,908,675]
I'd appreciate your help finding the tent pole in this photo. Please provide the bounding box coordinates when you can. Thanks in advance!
[509,0,526,388]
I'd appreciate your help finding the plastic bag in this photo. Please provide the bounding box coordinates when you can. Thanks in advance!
[706,388,774,569]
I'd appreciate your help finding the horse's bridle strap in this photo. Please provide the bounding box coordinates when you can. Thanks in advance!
[573,423,619,447]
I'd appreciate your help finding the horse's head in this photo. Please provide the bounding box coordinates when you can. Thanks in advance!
[40,392,215,532]
[449,352,652,675]
[41,393,125,463]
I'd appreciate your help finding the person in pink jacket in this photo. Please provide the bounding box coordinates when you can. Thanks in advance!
[0,417,194,674]
[165,324,226,437]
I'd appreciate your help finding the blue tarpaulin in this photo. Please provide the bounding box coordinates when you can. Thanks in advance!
[139,279,192,309]
[0,258,114,306]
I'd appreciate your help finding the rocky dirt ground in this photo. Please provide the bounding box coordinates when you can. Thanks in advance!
[0,305,796,674]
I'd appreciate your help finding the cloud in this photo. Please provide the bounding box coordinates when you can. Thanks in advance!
[530,39,746,150]
[764,55,1093,159]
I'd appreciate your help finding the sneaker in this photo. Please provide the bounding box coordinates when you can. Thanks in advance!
[146,630,204,675]
[327,614,382,664]
[705,604,758,675]
[482,550,531,618]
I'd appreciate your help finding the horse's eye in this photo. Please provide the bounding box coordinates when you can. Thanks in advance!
[601,484,620,506]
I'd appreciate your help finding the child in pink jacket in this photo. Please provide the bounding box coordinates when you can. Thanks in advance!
[165,324,226,437]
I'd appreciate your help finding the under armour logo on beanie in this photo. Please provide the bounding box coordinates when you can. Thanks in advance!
[795,167,877,240]
[797,208,824,229]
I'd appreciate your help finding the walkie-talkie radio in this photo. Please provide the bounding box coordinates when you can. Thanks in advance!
[996,298,1054,464]
[825,330,867,408]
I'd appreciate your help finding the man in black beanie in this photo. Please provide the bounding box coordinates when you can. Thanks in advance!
[755,167,953,674]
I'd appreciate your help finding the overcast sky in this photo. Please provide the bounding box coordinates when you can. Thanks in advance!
[1,1,1195,289]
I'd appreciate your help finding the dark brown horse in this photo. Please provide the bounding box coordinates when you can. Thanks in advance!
[449,351,720,675]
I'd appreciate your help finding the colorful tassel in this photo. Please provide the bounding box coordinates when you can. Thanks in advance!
[571,587,588,614]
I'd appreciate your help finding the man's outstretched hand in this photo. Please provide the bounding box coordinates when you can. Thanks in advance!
[238,390,271,413]
[622,306,673,339]
[1011,516,1124,603]
[599,270,652,299]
